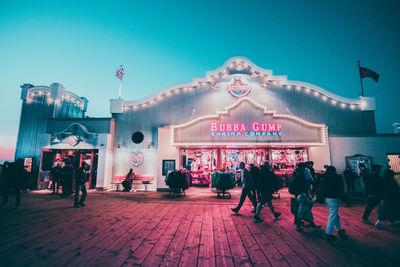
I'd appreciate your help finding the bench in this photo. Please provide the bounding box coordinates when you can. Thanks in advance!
[112,175,154,191]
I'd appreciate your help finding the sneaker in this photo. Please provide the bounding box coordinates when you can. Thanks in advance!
[253,216,263,223]
[338,229,347,237]
[325,234,338,241]
[79,203,85,207]
[362,219,373,225]
[73,204,80,208]
[375,221,384,229]
[231,208,239,213]
[274,212,281,220]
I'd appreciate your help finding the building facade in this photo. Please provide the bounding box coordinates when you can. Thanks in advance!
[15,57,400,191]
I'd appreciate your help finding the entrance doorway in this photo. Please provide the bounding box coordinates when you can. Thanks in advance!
[39,149,99,189]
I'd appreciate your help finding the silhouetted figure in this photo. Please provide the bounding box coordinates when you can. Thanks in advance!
[343,167,356,193]
[61,161,73,195]
[51,163,62,194]
[253,161,281,223]
[375,169,400,229]
[320,166,347,240]
[122,169,135,192]
[289,163,307,231]
[74,162,89,207]
[358,163,369,192]
[231,162,257,214]
[249,164,260,202]
[362,164,382,224]
[1,159,27,208]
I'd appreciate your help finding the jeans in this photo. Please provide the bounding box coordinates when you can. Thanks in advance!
[325,198,342,235]
[362,196,381,220]
[255,194,275,217]
[74,183,87,206]
[235,186,257,211]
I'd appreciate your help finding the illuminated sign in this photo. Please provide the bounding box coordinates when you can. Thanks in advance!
[227,77,251,98]
[68,136,80,146]
[210,122,282,136]
[170,97,328,147]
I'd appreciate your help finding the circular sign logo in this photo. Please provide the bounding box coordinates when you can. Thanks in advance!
[129,152,144,167]
[68,136,80,146]
[227,77,251,98]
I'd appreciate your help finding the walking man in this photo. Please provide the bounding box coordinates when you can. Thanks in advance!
[231,162,257,214]
[74,162,89,208]
[253,161,281,223]
[362,164,383,224]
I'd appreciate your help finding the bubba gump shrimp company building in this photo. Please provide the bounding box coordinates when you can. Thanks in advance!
[110,57,400,191]
[15,57,400,191]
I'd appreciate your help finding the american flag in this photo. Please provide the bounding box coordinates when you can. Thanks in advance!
[116,65,124,81]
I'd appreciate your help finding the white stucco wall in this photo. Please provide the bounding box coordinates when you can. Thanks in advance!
[329,135,400,173]
[157,127,179,190]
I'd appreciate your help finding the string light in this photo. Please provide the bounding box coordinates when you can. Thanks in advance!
[170,97,328,147]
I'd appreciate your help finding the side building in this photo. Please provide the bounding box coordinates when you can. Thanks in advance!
[15,83,113,190]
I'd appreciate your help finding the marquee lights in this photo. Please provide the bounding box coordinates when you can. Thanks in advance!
[170,97,328,147]
[121,60,365,112]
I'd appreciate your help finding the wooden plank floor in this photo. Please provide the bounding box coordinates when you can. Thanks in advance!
[1,188,400,267]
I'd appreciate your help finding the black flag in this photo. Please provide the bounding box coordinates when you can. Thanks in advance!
[359,66,379,82]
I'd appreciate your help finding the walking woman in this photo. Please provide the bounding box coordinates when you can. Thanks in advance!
[319,166,347,240]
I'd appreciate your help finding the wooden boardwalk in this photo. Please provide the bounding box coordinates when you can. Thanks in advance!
[0,188,400,267]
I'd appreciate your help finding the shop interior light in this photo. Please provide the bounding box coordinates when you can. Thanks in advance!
[341,103,346,108]
[350,104,355,110]
[166,92,172,97]
[174,89,180,94]
[322,96,328,101]
[305,88,311,93]
[272,81,277,85]
[38,91,43,96]
[331,99,337,105]
[296,86,301,91]
[133,105,139,110]
[286,85,292,90]
[313,91,319,97]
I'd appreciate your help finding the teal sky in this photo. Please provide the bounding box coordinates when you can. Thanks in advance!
[1,0,399,161]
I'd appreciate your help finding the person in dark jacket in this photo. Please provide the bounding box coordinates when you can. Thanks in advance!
[231,162,257,214]
[361,164,382,224]
[343,167,356,194]
[290,163,308,231]
[51,163,62,194]
[253,161,281,223]
[375,169,400,229]
[249,164,260,202]
[122,168,135,192]
[62,161,74,195]
[74,162,89,207]
[1,159,27,208]
[320,166,347,240]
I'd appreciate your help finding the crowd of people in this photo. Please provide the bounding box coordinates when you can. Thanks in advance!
[0,159,89,208]
[231,160,400,241]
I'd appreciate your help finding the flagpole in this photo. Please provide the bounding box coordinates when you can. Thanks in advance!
[118,79,122,99]
[357,61,364,97]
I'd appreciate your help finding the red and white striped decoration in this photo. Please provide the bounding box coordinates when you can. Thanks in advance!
[116,65,124,80]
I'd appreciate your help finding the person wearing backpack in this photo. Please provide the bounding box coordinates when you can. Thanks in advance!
[289,163,308,231]
[253,161,281,223]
